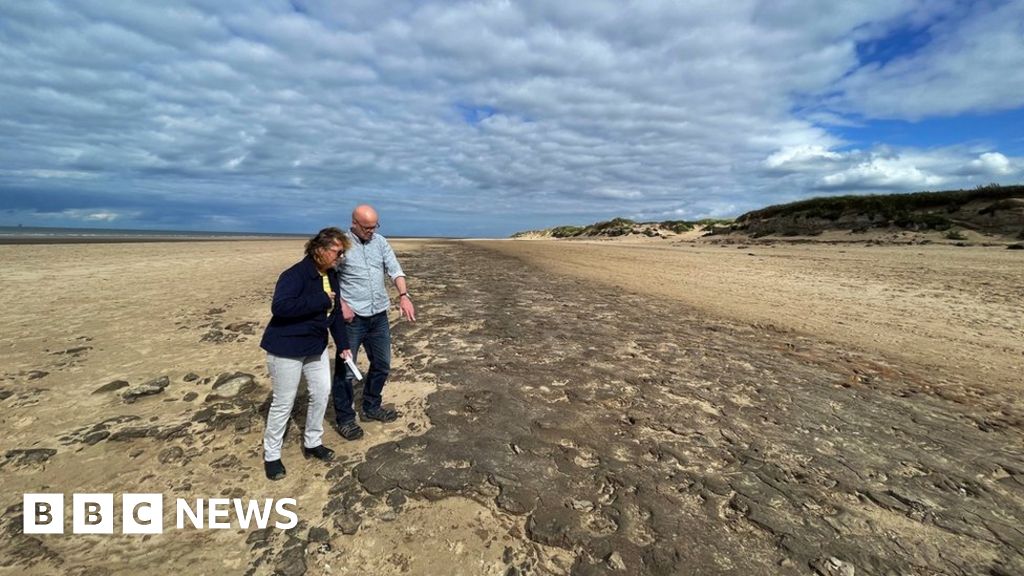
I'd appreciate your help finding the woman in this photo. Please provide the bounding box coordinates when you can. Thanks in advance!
[260,227,352,480]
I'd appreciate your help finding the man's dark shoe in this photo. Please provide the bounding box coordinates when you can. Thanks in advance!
[265,459,286,480]
[301,444,335,461]
[361,406,398,423]
[336,421,364,441]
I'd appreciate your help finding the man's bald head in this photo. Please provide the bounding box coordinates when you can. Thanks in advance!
[352,204,378,223]
[351,204,380,241]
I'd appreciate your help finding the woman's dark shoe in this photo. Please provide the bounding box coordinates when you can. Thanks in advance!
[361,406,398,423]
[336,421,364,441]
[264,459,286,480]
[302,444,335,461]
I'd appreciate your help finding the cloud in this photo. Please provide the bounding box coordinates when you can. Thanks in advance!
[757,145,1023,195]
[764,145,843,171]
[0,1,1021,236]
[967,152,1013,176]
[818,155,945,190]
[832,2,1024,120]
[29,208,137,223]
[75,210,128,222]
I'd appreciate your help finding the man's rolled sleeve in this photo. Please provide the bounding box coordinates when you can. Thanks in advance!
[383,242,405,281]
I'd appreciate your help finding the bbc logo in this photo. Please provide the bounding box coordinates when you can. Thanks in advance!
[24,494,163,535]
[23,493,299,534]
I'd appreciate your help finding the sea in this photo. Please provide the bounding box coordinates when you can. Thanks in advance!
[0,225,306,244]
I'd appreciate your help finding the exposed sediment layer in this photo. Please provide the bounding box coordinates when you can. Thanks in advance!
[357,241,1024,575]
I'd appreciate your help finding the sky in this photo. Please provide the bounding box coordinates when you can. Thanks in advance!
[1,1,1022,237]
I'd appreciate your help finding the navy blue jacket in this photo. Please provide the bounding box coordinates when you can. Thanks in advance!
[260,256,348,357]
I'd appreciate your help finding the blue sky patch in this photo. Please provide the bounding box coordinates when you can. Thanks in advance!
[455,103,498,125]
[855,24,933,68]
[833,108,1024,154]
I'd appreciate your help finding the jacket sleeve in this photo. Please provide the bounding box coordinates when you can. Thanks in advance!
[327,272,349,350]
[270,269,331,318]
[328,307,349,350]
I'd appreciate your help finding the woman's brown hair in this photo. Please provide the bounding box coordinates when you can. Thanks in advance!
[304,227,350,261]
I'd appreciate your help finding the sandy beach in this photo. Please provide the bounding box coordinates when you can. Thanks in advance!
[2,238,1022,575]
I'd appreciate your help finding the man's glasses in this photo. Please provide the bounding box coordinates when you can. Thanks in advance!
[354,220,380,232]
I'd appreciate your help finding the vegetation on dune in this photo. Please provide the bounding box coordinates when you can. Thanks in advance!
[550,225,586,238]
[737,184,1021,225]
[729,184,1023,239]
[512,184,1022,240]
[658,220,694,233]
[513,217,735,238]
[583,218,636,236]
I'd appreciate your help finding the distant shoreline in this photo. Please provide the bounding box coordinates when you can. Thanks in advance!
[0,226,305,245]
[0,226,468,244]
[0,236,306,245]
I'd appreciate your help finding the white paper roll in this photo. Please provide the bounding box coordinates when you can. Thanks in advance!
[344,356,363,381]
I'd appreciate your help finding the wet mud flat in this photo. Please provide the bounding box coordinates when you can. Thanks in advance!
[362,241,1024,575]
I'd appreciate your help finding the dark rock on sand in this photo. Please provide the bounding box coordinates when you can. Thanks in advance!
[158,446,185,464]
[307,527,330,543]
[246,527,273,549]
[274,543,307,576]
[58,415,140,446]
[52,346,91,356]
[385,489,407,511]
[92,380,129,394]
[2,448,57,469]
[191,376,262,432]
[108,422,189,442]
[225,321,259,335]
[220,487,245,499]
[205,372,257,401]
[81,431,110,445]
[210,454,242,469]
[121,376,170,403]
[323,475,370,535]
[200,328,238,343]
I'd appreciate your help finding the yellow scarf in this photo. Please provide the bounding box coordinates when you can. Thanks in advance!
[321,272,333,314]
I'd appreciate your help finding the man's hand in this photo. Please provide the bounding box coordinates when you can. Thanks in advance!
[341,300,355,323]
[398,296,416,322]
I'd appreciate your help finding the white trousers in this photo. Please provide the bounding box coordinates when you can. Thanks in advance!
[263,349,330,461]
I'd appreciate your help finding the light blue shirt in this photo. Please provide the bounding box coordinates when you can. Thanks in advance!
[337,230,405,316]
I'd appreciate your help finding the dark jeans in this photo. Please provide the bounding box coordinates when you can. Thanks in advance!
[331,312,391,424]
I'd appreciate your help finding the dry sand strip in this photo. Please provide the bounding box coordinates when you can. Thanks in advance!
[1,239,1023,575]
[481,239,1024,395]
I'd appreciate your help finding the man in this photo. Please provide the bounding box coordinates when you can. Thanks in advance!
[331,204,416,440]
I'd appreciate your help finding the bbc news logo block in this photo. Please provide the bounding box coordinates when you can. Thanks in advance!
[123,493,164,534]
[23,494,297,534]
[25,493,160,535]
[23,494,64,534]
[73,493,114,534]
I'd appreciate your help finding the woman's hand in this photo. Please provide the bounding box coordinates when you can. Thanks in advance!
[340,348,353,360]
